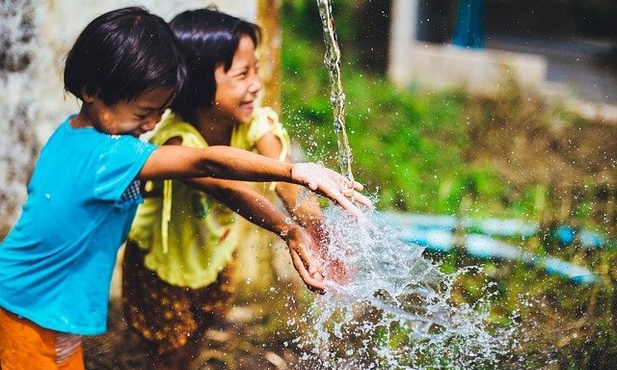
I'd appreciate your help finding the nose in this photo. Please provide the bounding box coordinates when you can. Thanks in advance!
[141,115,160,133]
[249,74,263,94]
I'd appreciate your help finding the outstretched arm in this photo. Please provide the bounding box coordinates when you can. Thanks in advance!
[182,175,326,293]
[255,133,326,251]
[138,145,371,216]
[256,132,357,285]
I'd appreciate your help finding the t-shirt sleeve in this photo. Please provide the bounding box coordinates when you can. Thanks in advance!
[247,107,291,161]
[94,136,157,201]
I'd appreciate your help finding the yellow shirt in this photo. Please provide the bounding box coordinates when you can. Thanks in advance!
[128,108,289,288]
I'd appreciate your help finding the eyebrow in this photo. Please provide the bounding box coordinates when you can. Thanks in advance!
[138,93,175,112]
[230,61,250,70]
[230,59,259,74]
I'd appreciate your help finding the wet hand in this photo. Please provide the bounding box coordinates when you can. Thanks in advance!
[290,163,373,218]
[305,221,356,286]
[283,223,326,294]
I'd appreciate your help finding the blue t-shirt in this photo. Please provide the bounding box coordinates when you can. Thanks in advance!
[0,115,156,335]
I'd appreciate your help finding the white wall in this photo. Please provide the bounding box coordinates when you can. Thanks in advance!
[34,0,257,142]
[388,0,547,94]
[0,1,257,229]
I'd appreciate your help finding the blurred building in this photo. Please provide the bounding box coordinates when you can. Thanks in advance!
[388,0,617,120]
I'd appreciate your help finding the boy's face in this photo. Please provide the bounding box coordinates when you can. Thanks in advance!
[211,34,263,125]
[78,88,174,137]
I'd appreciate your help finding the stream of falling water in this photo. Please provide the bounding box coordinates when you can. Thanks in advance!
[286,1,520,368]
[316,0,354,182]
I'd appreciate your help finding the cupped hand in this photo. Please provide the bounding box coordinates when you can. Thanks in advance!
[304,221,356,286]
[283,223,326,294]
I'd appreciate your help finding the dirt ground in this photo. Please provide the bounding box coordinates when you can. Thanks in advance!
[84,291,309,370]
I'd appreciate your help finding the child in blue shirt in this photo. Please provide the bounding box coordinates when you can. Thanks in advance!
[0,7,368,370]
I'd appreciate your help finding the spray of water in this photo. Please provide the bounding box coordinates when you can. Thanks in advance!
[289,2,520,367]
[288,203,519,369]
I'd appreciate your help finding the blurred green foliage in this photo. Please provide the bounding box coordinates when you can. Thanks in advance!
[283,1,520,218]
[280,0,617,369]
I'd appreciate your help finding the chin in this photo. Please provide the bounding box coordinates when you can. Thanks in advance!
[236,116,251,125]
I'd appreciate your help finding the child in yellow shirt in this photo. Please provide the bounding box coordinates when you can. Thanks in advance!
[122,7,367,370]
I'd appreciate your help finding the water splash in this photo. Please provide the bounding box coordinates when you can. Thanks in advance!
[308,2,517,367]
[291,205,519,369]
[316,0,354,183]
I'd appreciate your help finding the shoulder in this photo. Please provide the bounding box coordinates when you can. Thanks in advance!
[150,112,206,148]
[247,106,285,136]
[252,106,279,127]
[45,118,153,156]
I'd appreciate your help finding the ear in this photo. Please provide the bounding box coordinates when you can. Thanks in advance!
[81,91,96,103]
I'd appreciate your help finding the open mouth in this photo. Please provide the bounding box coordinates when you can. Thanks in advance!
[240,101,254,110]
[239,101,255,117]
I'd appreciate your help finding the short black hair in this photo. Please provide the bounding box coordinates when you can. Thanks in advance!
[64,7,187,105]
[169,8,260,118]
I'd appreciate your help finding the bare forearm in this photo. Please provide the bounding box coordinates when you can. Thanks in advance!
[140,145,293,182]
[208,181,293,238]
[186,178,325,292]
[201,146,295,182]
[276,182,324,227]
[141,145,368,216]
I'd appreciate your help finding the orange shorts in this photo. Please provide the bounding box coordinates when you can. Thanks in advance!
[0,307,85,370]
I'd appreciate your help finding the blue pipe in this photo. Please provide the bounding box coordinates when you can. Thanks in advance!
[377,212,600,284]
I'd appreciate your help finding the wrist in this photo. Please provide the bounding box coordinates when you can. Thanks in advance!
[278,221,299,240]
[288,163,296,184]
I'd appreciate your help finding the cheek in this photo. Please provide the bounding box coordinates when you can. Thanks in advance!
[100,111,113,122]
[152,111,164,123]
[212,83,226,104]
[213,87,239,108]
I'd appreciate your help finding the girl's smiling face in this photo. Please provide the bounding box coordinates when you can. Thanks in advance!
[211,34,263,125]
[75,87,174,137]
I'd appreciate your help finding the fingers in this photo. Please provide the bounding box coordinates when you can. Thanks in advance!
[322,188,364,218]
[320,186,371,220]
[286,225,326,292]
[306,274,326,294]
[290,249,325,293]
[290,163,373,217]
[288,226,320,275]
[328,172,373,211]
[339,177,363,191]
[296,241,318,276]
[336,183,373,209]
[351,190,373,208]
